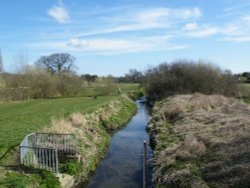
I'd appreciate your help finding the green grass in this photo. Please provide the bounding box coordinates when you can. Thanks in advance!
[0,170,60,188]
[78,83,140,97]
[0,96,114,158]
[238,83,250,100]
[116,83,140,93]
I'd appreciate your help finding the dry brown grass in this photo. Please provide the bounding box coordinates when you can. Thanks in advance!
[41,95,136,181]
[148,93,250,188]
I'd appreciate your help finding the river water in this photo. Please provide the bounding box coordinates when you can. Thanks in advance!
[83,101,152,188]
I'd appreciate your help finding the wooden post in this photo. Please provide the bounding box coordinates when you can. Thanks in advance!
[143,140,147,188]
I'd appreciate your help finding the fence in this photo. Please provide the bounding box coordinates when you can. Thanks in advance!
[20,133,77,174]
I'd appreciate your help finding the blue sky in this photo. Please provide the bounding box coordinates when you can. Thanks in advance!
[1,0,250,76]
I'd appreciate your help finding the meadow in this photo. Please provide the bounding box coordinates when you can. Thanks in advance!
[0,83,140,162]
[238,83,250,102]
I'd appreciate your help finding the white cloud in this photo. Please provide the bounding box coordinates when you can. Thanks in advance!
[136,7,201,23]
[28,35,187,54]
[177,7,201,19]
[220,36,250,42]
[187,27,219,38]
[243,16,250,23]
[136,8,170,23]
[183,22,198,30]
[67,36,171,52]
[222,24,241,36]
[74,7,202,38]
[221,15,250,37]
[47,1,69,23]
[67,38,88,48]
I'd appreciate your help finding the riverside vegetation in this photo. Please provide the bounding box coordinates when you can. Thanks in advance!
[147,94,250,187]
[144,60,250,188]
[0,90,137,187]
[0,53,140,187]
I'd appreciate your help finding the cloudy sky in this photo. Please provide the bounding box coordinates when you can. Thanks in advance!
[1,0,250,76]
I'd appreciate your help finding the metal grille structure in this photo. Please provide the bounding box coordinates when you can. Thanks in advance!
[20,133,77,174]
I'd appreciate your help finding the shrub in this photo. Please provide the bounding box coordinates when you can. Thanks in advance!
[40,171,60,188]
[59,159,83,176]
[0,172,30,188]
[143,60,238,101]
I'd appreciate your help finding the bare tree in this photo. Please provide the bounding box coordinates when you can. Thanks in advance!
[13,50,29,74]
[35,53,76,74]
[124,69,143,83]
[0,49,3,73]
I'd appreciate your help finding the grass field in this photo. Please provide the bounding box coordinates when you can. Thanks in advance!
[0,96,115,158]
[77,83,141,97]
[0,82,139,187]
[238,83,250,99]
[0,83,140,158]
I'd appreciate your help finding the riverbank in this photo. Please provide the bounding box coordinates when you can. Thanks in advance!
[147,93,250,187]
[85,101,152,188]
[0,95,136,187]
[44,95,137,186]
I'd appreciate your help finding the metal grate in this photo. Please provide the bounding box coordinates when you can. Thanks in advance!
[20,133,77,174]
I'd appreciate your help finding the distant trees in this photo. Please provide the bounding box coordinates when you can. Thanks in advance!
[117,69,143,83]
[241,72,250,82]
[35,53,76,74]
[143,60,238,101]
[124,69,143,83]
[81,74,98,86]
[0,51,119,101]
[0,53,79,100]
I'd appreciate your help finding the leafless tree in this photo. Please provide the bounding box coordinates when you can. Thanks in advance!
[35,53,76,74]
[13,50,29,74]
[0,49,3,73]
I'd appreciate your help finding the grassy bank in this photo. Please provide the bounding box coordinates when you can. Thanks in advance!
[44,95,137,182]
[0,95,136,187]
[0,96,114,159]
[147,93,250,188]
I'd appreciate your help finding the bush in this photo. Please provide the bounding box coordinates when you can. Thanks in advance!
[0,170,60,188]
[40,171,60,188]
[143,60,238,101]
[0,172,30,188]
[59,159,83,176]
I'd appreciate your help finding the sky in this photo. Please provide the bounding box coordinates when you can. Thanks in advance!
[1,0,250,76]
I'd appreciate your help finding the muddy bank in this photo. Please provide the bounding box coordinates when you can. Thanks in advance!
[147,93,250,187]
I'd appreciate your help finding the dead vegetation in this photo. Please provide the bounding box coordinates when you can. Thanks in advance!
[42,95,136,181]
[147,93,250,188]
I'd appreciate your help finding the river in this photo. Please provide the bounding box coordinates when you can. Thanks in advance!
[80,100,152,188]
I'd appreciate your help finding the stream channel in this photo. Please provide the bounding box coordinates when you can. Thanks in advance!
[79,100,153,188]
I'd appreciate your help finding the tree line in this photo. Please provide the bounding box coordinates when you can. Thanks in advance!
[0,53,116,101]
[0,53,243,102]
[121,60,239,101]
